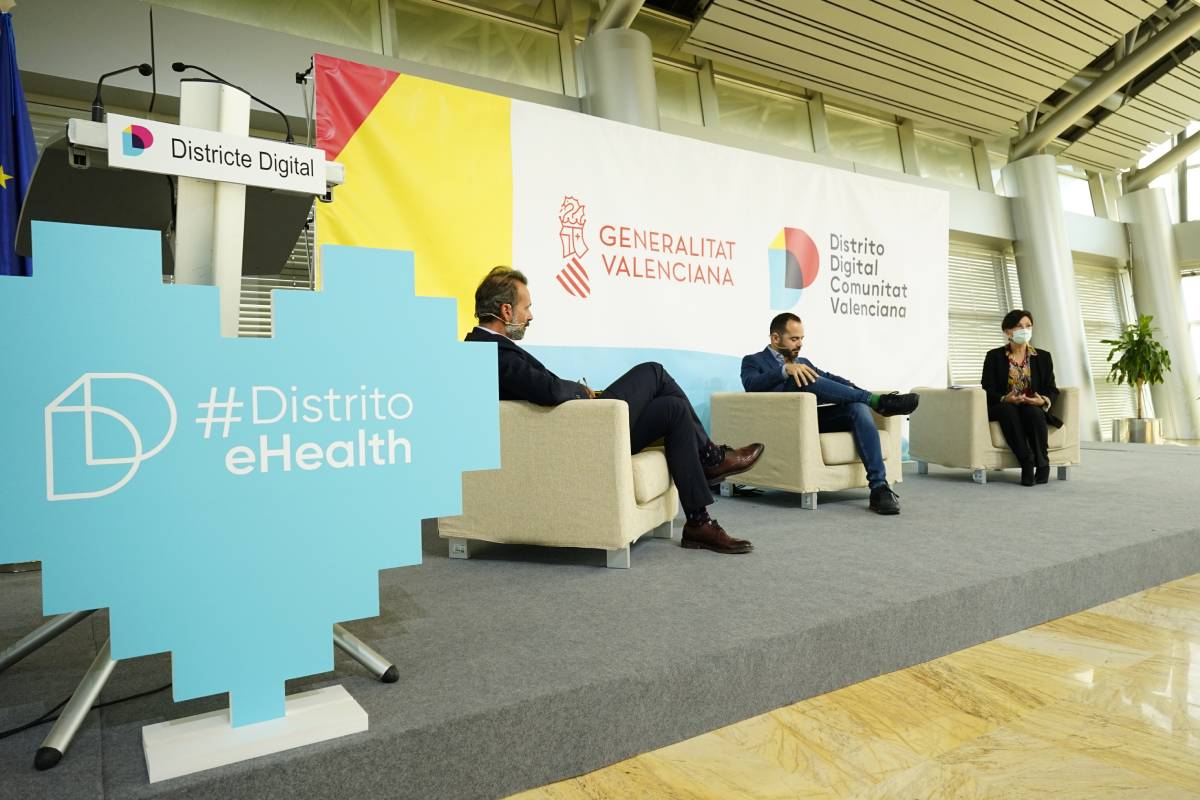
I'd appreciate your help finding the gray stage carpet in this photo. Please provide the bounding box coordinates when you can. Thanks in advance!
[2,444,1198,800]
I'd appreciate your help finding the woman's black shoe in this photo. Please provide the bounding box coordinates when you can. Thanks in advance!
[1035,466,1050,484]
[1020,465,1035,486]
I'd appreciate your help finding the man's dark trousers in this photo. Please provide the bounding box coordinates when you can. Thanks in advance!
[602,362,713,514]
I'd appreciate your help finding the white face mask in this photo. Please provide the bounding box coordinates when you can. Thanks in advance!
[484,313,529,340]
[1010,327,1032,345]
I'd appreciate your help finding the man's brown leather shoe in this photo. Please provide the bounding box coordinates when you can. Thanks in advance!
[703,443,765,482]
[681,518,753,554]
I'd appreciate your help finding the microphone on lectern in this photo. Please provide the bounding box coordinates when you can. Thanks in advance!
[172,62,294,143]
[91,63,154,123]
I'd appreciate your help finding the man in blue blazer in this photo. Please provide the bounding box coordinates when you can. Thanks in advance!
[467,266,764,554]
[740,313,918,515]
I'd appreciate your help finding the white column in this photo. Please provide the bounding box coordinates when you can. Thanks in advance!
[578,28,659,130]
[1117,188,1200,440]
[173,80,251,337]
[1002,154,1100,440]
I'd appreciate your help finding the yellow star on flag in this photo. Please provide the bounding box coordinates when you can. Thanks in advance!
[0,165,12,189]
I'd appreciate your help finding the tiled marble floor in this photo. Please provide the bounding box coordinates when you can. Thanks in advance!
[511,573,1200,799]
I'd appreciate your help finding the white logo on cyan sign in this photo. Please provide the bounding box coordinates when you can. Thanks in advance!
[44,373,177,502]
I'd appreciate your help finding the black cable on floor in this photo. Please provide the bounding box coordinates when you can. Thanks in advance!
[0,682,171,741]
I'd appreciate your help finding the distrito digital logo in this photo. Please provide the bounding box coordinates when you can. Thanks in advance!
[122,123,155,157]
[44,373,177,501]
[768,227,819,310]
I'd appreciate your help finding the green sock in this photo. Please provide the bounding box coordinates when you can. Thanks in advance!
[868,393,881,409]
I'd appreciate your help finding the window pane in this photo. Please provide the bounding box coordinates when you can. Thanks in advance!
[392,0,563,94]
[986,151,1006,194]
[714,78,812,151]
[469,0,557,25]
[1188,167,1200,221]
[825,108,902,173]
[914,132,977,188]
[654,63,702,125]
[1184,275,1200,378]
[947,243,1007,385]
[570,0,595,36]
[1058,174,1094,216]
[155,0,383,51]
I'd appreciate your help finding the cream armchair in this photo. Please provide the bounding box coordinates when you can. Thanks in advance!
[709,392,902,509]
[909,387,1080,484]
[438,399,679,569]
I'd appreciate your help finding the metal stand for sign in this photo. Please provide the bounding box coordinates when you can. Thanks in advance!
[0,614,395,770]
[6,80,391,774]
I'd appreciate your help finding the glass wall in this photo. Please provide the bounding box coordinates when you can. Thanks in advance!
[1189,167,1200,222]
[463,0,558,25]
[1139,137,1181,223]
[987,148,1006,194]
[152,0,1127,205]
[947,242,1022,385]
[713,77,813,151]
[1075,264,1136,438]
[154,0,384,51]
[654,62,703,125]
[1184,274,1200,378]
[1057,164,1094,216]
[1186,122,1200,221]
[392,0,564,93]
[914,130,977,188]
[825,106,903,172]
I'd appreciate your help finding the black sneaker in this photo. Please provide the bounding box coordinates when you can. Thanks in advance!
[875,392,920,417]
[1035,466,1050,484]
[869,484,900,515]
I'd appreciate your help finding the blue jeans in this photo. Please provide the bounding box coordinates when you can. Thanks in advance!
[787,377,886,488]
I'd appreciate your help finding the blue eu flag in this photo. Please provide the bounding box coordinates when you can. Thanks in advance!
[0,12,35,276]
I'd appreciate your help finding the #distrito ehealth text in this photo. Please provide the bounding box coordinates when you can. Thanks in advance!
[195,385,414,476]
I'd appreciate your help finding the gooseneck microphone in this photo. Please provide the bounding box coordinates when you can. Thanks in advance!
[92,63,154,123]
[172,62,293,143]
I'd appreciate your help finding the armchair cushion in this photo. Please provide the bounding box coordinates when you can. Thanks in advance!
[820,430,893,466]
[987,421,1067,450]
[631,451,671,505]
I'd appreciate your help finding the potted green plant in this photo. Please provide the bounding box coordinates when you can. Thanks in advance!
[1101,314,1172,443]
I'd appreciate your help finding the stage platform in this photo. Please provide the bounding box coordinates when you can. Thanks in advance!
[2,443,1199,800]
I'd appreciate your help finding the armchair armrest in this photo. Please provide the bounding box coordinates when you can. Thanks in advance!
[908,387,988,469]
[494,399,635,511]
[440,400,639,548]
[1054,387,1080,447]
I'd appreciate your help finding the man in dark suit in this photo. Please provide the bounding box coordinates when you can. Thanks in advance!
[740,312,918,515]
[466,266,764,554]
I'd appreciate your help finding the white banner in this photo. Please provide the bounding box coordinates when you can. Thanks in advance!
[511,102,949,394]
[106,114,325,194]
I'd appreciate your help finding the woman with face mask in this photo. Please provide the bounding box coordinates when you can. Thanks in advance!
[981,309,1064,486]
